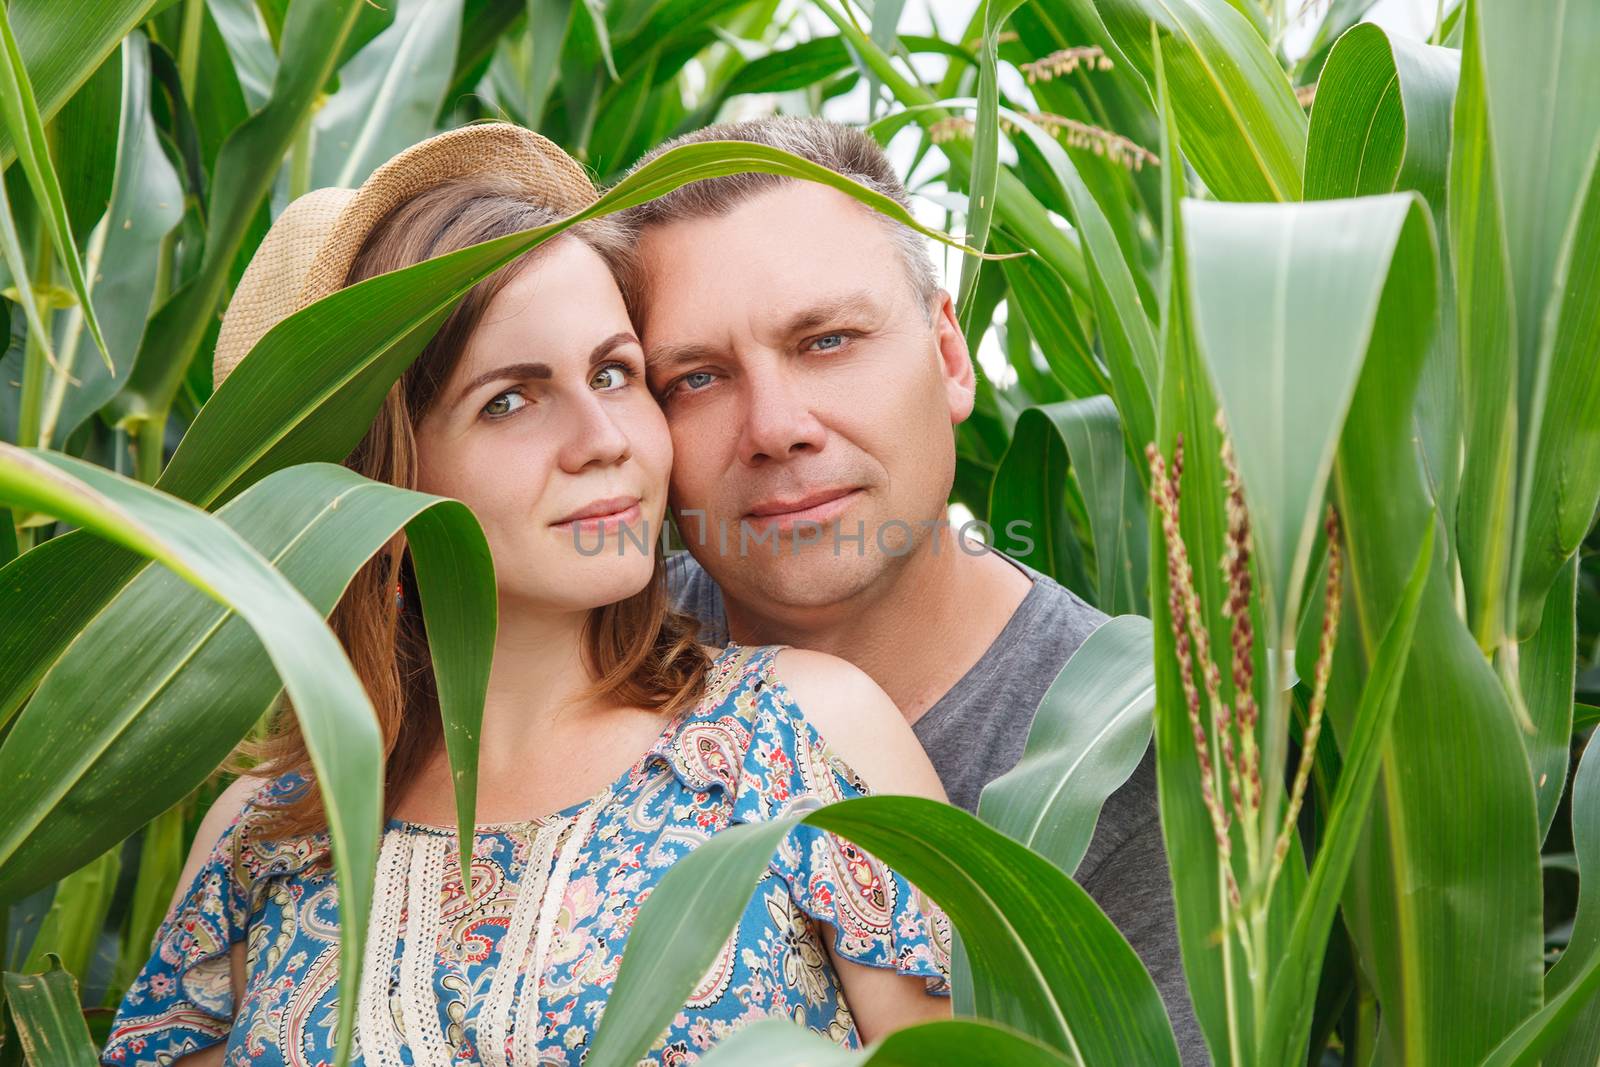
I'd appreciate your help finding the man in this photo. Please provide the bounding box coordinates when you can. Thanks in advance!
[620,116,1203,1062]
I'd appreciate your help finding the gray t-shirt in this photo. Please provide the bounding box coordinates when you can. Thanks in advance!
[665,547,1205,1063]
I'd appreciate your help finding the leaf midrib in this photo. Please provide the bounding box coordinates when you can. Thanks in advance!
[1147,0,1289,202]
[0,480,388,867]
[1020,680,1156,847]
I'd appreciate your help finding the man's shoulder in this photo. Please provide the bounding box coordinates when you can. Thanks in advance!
[986,546,1109,652]
[666,549,714,601]
[665,547,703,584]
[666,551,729,644]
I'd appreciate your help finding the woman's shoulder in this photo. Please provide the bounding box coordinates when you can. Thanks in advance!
[183,771,324,891]
[741,644,946,803]
[210,768,313,832]
[158,771,295,919]
[186,771,295,858]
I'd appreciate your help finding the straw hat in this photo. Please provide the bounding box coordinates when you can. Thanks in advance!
[212,123,598,391]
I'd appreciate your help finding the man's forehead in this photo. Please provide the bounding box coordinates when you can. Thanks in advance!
[639,184,899,273]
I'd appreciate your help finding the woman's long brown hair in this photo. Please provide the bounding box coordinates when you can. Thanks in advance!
[239,175,710,838]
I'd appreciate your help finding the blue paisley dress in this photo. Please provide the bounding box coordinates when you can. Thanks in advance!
[101,643,952,1066]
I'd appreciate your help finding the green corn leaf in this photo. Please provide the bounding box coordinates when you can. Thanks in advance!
[1183,193,1435,650]
[312,0,467,190]
[1327,196,1543,1067]
[43,31,184,450]
[0,508,15,567]
[0,462,496,933]
[1303,24,1458,212]
[1448,0,1517,653]
[1092,0,1306,202]
[864,0,907,121]
[992,231,1107,401]
[999,108,1158,458]
[1452,0,1600,648]
[955,0,1026,328]
[0,446,385,1067]
[207,0,277,108]
[0,0,163,167]
[1295,0,1380,82]
[1149,33,1240,1056]
[809,4,1091,302]
[694,1017,1076,1067]
[586,795,1179,1067]
[0,0,112,372]
[978,614,1155,876]
[1,959,97,1067]
[1258,522,1434,1064]
[1302,23,1462,569]
[1513,101,1600,639]
[18,846,120,982]
[107,0,370,432]
[0,138,59,394]
[999,397,1146,614]
[1521,556,1578,840]
[47,33,118,250]
[989,404,1095,599]
[1480,730,1600,1066]
[719,34,974,100]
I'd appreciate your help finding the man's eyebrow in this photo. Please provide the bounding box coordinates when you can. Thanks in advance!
[780,292,883,336]
[645,293,885,374]
[645,340,721,375]
[454,333,640,404]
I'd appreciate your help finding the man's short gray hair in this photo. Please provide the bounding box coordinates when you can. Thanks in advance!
[620,116,941,312]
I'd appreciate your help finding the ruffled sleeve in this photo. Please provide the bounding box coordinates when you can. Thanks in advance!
[730,646,953,996]
[100,778,286,1066]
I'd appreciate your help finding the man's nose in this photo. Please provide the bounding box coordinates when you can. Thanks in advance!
[736,364,826,465]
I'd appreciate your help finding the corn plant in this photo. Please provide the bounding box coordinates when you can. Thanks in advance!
[1,1,1597,1066]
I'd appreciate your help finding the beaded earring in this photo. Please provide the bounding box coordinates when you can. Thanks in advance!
[395,578,405,610]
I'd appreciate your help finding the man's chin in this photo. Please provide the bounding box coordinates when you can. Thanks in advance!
[716,547,886,613]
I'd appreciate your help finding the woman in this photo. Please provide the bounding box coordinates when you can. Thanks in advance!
[101,124,952,1067]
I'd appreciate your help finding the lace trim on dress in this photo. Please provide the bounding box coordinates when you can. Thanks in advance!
[513,800,601,1061]
[479,820,561,1067]
[400,834,455,1066]
[357,832,413,1067]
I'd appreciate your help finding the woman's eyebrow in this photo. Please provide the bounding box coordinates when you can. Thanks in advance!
[454,334,639,404]
[589,331,641,366]
[455,361,552,404]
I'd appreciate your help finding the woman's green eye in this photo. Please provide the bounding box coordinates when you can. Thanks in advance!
[483,392,527,418]
[591,364,629,390]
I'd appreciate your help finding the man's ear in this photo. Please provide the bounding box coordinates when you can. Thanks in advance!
[931,290,976,424]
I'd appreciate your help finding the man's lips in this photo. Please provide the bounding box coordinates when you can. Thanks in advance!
[742,487,862,532]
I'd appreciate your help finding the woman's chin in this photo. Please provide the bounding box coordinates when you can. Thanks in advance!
[502,552,658,613]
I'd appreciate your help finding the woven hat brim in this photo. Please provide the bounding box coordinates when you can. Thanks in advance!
[213,124,598,391]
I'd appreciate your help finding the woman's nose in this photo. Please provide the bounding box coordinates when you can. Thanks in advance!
[556,391,632,472]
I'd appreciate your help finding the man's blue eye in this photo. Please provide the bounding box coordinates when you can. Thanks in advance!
[813,334,846,351]
[683,371,715,390]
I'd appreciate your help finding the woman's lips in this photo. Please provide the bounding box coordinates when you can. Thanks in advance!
[741,488,862,535]
[552,500,643,536]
